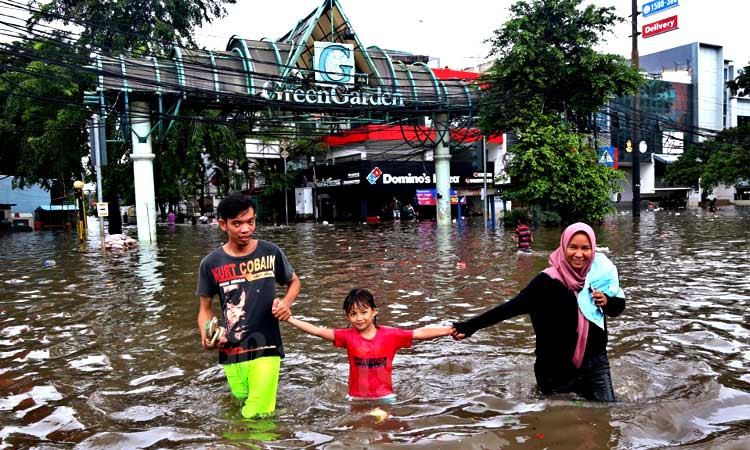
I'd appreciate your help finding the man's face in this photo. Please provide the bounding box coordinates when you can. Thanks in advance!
[219,207,256,247]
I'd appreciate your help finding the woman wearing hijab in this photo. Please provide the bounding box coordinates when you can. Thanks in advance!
[451,223,625,401]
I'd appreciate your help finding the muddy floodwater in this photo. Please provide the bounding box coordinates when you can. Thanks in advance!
[1,208,749,449]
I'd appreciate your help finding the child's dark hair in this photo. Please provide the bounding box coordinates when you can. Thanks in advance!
[343,288,378,326]
[218,192,256,220]
[518,216,529,226]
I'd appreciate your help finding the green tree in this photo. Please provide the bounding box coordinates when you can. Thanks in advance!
[1,0,237,229]
[480,0,642,222]
[480,0,642,133]
[727,64,750,97]
[162,110,252,214]
[30,0,235,54]
[665,125,750,193]
[502,119,623,223]
[0,38,90,189]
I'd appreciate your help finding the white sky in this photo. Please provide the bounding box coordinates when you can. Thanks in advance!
[197,0,750,70]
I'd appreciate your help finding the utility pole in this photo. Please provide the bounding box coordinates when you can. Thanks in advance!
[92,114,105,250]
[434,113,452,226]
[280,141,290,226]
[631,0,641,217]
[482,136,488,230]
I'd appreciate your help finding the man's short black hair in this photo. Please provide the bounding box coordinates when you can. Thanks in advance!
[217,192,256,220]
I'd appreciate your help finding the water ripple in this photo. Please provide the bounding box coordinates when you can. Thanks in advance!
[1,211,749,448]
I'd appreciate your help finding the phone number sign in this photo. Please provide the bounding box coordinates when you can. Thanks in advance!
[642,0,678,18]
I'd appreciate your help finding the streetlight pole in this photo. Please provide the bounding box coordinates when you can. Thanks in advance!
[631,0,641,217]
[280,141,290,226]
[92,114,106,250]
[482,136,488,230]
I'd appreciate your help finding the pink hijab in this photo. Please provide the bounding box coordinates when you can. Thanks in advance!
[543,222,597,369]
[543,222,597,292]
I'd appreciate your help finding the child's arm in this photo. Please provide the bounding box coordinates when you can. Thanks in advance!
[286,316,335,341]
[412,326,452,340]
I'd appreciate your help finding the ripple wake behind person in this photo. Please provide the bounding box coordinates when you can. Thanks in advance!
[284,288,452,400]
[196,193,301,418]
[452,223,625,401]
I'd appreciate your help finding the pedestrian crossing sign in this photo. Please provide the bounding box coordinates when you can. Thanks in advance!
[598,146,616,167]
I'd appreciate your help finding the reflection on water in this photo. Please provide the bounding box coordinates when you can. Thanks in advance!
[1,209,749,448]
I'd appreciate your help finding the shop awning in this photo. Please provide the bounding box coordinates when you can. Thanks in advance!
[653,153,680,164]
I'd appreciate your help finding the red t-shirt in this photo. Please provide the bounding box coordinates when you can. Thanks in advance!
[333,326,414,398]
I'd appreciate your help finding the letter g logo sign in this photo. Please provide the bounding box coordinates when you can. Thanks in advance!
[314,42,354,85]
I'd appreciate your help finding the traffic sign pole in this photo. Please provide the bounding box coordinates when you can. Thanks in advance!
[631,0,641,217]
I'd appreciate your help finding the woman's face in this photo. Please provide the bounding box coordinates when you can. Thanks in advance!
[565,232,593,270]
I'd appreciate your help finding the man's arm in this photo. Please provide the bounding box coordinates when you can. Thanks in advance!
[412,326,452,340]
[272,272,300,321]
[285,316,335,341]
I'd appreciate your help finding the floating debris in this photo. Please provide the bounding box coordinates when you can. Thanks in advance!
[367,407,389,423]
[103,234,138,250]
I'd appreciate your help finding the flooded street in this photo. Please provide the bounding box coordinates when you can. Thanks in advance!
[1,208,749,449]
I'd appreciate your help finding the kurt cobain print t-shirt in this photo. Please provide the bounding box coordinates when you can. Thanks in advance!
[197,240,294,364]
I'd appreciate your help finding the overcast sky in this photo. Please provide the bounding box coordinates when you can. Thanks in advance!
[197,0,750,70]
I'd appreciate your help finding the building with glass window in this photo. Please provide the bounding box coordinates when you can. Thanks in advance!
[606,42,750,206]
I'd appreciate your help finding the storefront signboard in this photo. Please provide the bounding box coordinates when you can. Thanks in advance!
[309,161,495,192]
[415,189,465,206]
[261,41,405,108]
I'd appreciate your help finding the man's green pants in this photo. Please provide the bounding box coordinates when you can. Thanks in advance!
[222,356,280,418]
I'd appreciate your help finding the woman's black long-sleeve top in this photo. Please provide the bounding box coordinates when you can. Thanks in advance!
[453,272,625,392]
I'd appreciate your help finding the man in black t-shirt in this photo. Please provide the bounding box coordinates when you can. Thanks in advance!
[196,193,300,418]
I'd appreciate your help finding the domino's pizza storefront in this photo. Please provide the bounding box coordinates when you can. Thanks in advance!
[300,160,495,221]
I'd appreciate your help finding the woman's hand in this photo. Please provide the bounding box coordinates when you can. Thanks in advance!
[591,288,608,308]
[449,326,466,341]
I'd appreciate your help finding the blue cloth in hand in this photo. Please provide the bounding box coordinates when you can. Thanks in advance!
[578,253,625,330]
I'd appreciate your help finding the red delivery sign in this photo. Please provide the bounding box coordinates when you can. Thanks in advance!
[642,15,678,38]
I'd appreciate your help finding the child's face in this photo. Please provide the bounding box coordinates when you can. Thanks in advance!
[346,303,377,332]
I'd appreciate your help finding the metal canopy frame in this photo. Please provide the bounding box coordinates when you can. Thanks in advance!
[86,0,481,147]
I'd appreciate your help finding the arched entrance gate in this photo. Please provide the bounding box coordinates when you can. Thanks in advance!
[88,0,480,240]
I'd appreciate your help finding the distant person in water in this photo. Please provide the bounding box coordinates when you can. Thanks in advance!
[283,288,451,400]
[514,217,533,253]
[452,223,626,402]
[196,192,301,418]
[403,203,417,220]
[391,197,402,220]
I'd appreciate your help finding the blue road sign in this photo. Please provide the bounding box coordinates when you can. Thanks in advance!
[642,0,679,18]
[598,147,615,167]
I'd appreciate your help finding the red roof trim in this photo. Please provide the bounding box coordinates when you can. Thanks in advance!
[321,125,502,147]
[431,68,480,81]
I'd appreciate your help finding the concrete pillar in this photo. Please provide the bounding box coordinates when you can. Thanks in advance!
[434,113,452,226]
[130,102,157,242]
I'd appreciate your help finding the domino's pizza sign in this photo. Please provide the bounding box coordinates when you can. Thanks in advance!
[367,167,383,184]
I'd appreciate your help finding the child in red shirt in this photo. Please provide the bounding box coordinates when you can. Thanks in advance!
[514,217,534,254]
[284,288,452,399]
